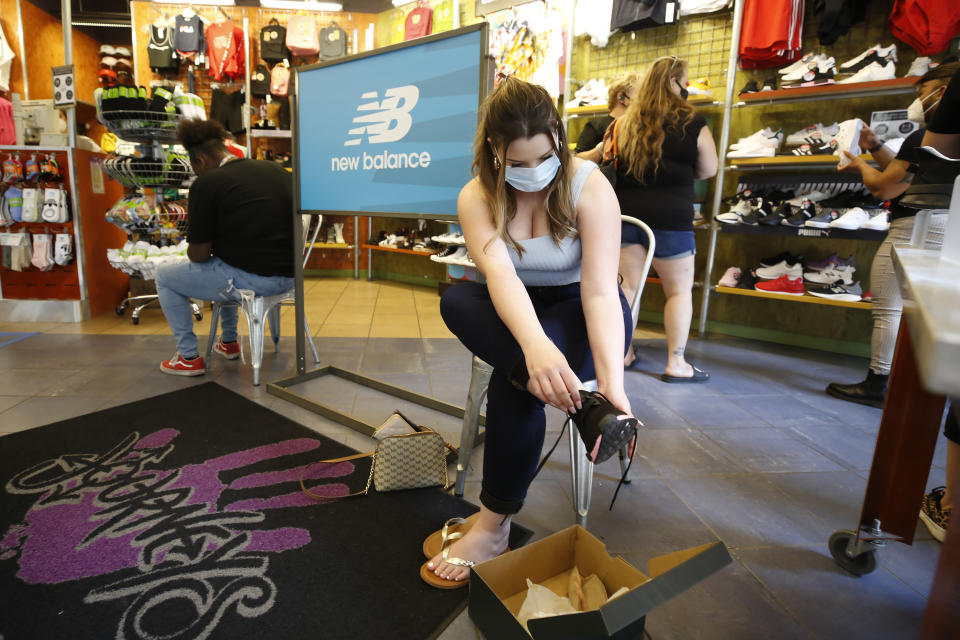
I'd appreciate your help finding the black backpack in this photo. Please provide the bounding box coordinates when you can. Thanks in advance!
[260,18,289,63]
[251,65,270,97]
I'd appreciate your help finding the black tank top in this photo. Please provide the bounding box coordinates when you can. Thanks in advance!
[148,26,178,72]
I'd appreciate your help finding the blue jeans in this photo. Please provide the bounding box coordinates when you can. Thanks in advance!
[155,257,294,358]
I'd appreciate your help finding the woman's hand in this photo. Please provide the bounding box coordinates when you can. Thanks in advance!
[599,385,633,420]
[524,339,583,413]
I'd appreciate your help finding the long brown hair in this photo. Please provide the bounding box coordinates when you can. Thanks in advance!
[471,77,576,256]
[617,56,696,182]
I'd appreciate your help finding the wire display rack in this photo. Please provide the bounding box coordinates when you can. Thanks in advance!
[101,110,183,143]
[101,154,193,189]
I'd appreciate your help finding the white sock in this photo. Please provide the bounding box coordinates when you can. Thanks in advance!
[55,233,73,266]
[31,234,53,271]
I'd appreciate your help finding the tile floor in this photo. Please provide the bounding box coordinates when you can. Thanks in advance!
[0,278,947,639]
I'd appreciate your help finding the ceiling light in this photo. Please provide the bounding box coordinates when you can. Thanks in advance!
[259,0,343,10]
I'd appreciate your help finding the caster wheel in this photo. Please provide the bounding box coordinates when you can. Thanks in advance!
[194,312,203,321]
[829,529,877,576]
[116,305,125,316]
[132,316,140,326]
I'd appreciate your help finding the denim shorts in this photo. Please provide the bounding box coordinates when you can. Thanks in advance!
[621,224,696,260]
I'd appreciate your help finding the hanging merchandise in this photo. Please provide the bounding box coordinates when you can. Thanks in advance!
[20,187,39,223]
[739,0,804,69]
[174,12,206,62]
[271,62,290,97]
[488,3,565,97]
[148,24,179,73]
[679,0,731,16]
[260,18,290,63]
[24,155,38,181]
[889,0,960,56]
[0,21,14,93]
[3,185,22,222]
[404,3,434,41]
[210,88,245,134]
[30,233,54,271]
[610,0,680,32]
[7,232,31,270]
[320,21,348,60]
[207,19,246,82]
[41,188,69,223]
[251,65,271,98]
[173,91,207,120]
[3,155,22,182]
[815,0,868,45]
[574,0,614,48]
[0,96,14,145]
[54,233,73,266]
[287,15,320,57]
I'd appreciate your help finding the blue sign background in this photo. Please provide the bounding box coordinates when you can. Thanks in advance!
[296,29,484,216]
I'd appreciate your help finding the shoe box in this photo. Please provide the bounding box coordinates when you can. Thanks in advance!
[469,525,730,640]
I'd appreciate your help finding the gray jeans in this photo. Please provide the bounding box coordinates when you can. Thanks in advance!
[870,213,947,375]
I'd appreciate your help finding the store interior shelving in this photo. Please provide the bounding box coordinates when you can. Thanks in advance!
[715,285,872,310]
[735,76,917,106]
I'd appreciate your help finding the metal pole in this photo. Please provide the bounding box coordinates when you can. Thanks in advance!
[560,0,575,119]
[367,217,372,281]
[243,18,252,158]
[353,214,359,279]
[15,0,29,99]
[697,0,744,336]
[291,74,306,376]
[453,0,460,29]
[61,0,76,148]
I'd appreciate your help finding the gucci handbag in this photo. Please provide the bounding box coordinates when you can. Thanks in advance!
[300,426,451,500]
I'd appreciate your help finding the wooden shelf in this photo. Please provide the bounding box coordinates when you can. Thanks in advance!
[718,222,886,241]
[737,77,916,105]
[360,243,437,256]
[566,94,716,116]
[728,154,875,170]
[310,242,354,249]
[715,285,872,309]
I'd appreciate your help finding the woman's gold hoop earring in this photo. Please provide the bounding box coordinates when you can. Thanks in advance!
[492,154,501,170]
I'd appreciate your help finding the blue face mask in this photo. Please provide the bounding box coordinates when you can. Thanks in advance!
[504,154,561,192]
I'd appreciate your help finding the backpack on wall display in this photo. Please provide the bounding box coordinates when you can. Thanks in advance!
[270,64,290,97]
[320,22,348,60]
[404,6,434,40]
[251,65,271,97]
[260,18,289,63]
[286,15,319,57]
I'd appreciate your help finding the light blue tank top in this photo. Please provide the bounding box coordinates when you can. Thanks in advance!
[509,160,596,286]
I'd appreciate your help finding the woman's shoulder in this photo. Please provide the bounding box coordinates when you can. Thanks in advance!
[688,112,708,130]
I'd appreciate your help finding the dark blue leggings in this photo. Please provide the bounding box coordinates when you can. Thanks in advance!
[440,281,631,514]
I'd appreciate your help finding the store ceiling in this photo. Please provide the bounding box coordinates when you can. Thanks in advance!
[24,0,399,46]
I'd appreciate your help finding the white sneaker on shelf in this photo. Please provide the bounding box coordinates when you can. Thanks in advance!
[837,60,896,84]
[717,267,741,287]
[861,209,890,231]
[833,119,863,168]
[829,207,871,230]
[782,54,833,81]
[779,52,818,76]
[716,197,754,224]
[786,123,825,146]
[730,128,776,150]
[728,143,777,158]
[804,264,856,285]
[906,56,933,77]
[839,44,897,70]
[785,190,830,206]
[756,260,803,280]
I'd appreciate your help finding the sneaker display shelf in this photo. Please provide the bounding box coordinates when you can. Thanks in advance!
[100,111,202,324]
[695,1,914,332]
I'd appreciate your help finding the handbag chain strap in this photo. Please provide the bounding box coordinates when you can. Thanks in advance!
[299,451,375,501]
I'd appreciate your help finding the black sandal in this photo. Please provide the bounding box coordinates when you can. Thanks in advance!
[660,366,710,384]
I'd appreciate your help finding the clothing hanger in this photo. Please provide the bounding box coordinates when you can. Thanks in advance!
[217,7,232,23]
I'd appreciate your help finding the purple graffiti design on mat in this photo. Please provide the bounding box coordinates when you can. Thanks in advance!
[0,428,356,640]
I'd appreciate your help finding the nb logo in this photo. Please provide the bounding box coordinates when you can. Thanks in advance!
[345,85,419,146]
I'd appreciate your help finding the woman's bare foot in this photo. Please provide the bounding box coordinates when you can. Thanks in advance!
[426,506,510,583]
[664,350,693,378]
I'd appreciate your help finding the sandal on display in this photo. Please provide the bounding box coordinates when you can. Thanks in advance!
[660,366,710,384]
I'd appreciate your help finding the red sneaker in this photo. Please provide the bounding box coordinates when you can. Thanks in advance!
[755,274,805,295]
[213,338,241,360]
[862,290,872,302]
[160,353,206,376]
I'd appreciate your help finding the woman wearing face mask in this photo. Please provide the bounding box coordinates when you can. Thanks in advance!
[427,77,636,588]
[828,61,958,408]
[609,56,718,378]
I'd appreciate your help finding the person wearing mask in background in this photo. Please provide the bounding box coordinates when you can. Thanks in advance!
[429,78,636,587]
[915,63,960,543]
[155,119,294,376]
[609,56,718,378]
[575,73,639,163]
[827,62,958,407]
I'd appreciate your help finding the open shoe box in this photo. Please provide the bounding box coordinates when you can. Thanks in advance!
[469,525,731,640]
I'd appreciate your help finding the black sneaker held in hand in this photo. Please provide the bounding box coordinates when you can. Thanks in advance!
[569,390,638,464]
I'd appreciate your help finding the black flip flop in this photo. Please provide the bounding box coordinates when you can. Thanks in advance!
[624,344,643,371]
[660,366,710,384]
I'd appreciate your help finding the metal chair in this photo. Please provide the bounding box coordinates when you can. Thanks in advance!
[204,215,322,385]
[453,215,656,527]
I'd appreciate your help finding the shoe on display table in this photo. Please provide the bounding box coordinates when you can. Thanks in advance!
[839,44,897,73]
[716,195,755,224]
[755,274,805,295]
[779,52,818,76]
[756,257,803,280]
[782,55,834,82]
[830,206,870,229]
[861,209,890,231]
[837,60,896,84]
[906,56,933,77]
[783,200,817,226]
[807,280,863,302]
[805,209,841,228]
[758,203,790,226]
[759,251,792,268]
[738,80,759,95]
[718,266,741,287]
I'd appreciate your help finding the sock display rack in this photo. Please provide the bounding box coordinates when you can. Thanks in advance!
[696,0,920,334]
[99,111,202,324]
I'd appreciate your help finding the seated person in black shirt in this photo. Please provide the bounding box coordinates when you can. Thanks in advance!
[575,73,638,163]
[828,62,957,407]
[155,119,295,376]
